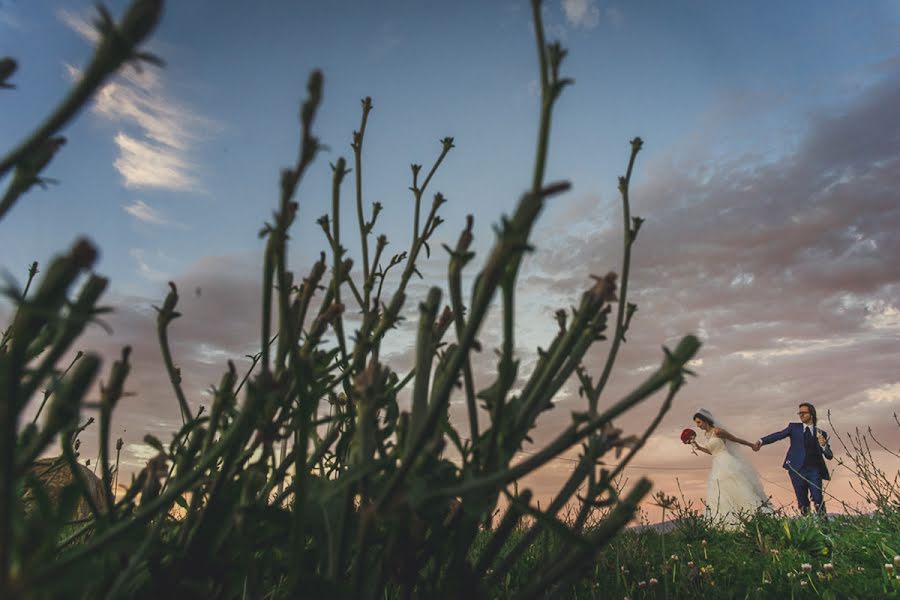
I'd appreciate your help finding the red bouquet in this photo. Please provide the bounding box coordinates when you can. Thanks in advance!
[681,428,696,444]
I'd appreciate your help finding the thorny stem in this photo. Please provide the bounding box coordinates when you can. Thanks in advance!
[61,430,102,521]
[1,240,98,594]
[0,261,39,353]
[590,138,643,412]
[406,139,453,286]
[353,97,374,309]
[377,181,571,510]
[99,347,131,514]
[424,335,699,500]
[492,0,572,457]
[447,215,480,463]
[156,282,192,424]
[573,378,679,533]
[330,158,350,365]
[32,351,83,425]
[408,288,441,450]
[38,384,264,581]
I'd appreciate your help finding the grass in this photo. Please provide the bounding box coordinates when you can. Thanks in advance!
[482,510,900,599]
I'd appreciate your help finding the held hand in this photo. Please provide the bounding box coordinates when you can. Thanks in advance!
[817,431,826,447]
[752,441,762,452]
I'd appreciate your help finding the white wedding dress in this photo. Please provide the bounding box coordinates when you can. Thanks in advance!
[705,431,770,527]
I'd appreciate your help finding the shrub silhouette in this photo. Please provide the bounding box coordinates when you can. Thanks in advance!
[0,0,700,597]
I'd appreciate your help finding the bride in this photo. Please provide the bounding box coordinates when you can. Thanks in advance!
[689,408,771,527]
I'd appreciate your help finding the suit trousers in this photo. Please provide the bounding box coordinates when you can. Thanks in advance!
[788,464,825,514]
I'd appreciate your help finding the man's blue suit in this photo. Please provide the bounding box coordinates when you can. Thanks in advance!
[761,422,833,514]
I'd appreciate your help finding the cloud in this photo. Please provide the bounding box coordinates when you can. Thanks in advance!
[562,0,600,29]
[19,253,270,474]
[123,199,185,228]
[506,62,900,511]
[865,302,900,331]
[113,132,201,191]
[123,443,158,468]
[57,9,98,42]
[129,248,169,283]
[732,337,857,363]
[59,10,216,193]
[863,382,900,404]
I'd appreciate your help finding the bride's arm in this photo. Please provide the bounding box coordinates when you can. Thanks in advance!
[691,440,711,455]
[713,427,755,448]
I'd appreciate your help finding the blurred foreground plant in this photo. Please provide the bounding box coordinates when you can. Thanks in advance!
[0,0,700,597]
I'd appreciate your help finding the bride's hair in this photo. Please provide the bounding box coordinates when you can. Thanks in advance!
[693,411,714,426]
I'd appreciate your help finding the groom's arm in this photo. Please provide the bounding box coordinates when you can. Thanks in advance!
[759,425,792,446]
[818,429,834,460]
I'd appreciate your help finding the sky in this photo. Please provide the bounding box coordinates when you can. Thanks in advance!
[1,0,899,518]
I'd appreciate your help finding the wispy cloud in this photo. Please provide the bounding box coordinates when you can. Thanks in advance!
[113,131,201,191]
[59,9,216,193]
[732,337,857,363]
[123,199,185,228]
[57,8,99,43]
[129,248,169,283]
[864,382,900,404]
[562,0,600,29]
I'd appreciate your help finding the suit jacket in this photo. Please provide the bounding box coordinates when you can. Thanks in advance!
[761,422,833,480]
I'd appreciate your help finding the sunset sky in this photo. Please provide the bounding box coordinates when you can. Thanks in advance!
[2,0,899,518]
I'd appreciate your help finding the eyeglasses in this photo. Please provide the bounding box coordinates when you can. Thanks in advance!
[797,411,810,415]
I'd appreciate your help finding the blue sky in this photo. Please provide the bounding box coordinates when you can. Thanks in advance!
[2,0,899,512]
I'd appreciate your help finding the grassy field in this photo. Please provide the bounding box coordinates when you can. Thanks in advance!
[487,509,900,599]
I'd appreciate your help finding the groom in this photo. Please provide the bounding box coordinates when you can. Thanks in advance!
[754,403,833,514]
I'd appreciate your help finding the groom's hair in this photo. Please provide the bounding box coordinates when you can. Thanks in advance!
[799,402,817,425]
[692,412,713,426]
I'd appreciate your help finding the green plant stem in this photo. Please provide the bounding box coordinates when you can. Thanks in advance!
[0,261,38,353]
[154,283,193,425]
[379,139,452,343]
[491,0,568,461]
[408,287,441,451]
[518,478,652,600]
[474,489,533,577]
[574,380,678,532]
[590,138,643,412]
[99,347,130,515]
[376,181,571,511]
[330,158,350,365]
[425,335,699,500]
[60,431,102,522]
[446,216,480,464]
[20,274,108,403]
[353,97,373,308]
[103,512,164,600]
[31,351,82,425]
[36,386,264,581]
[0,349,19,593]
[512,283,613,440]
